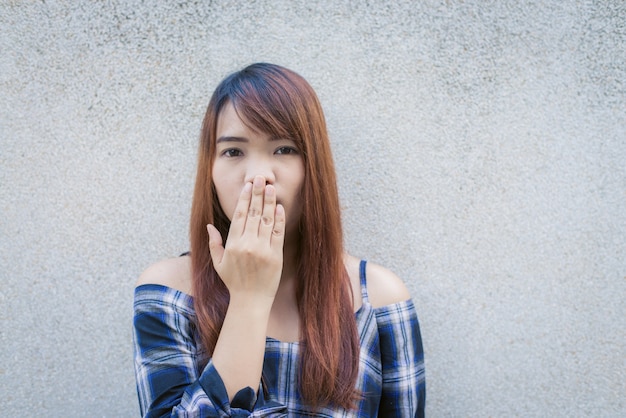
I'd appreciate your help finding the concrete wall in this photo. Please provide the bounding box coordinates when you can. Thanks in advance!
[1,1,624,416]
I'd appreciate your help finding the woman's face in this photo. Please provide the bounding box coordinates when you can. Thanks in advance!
[212,102,305,236]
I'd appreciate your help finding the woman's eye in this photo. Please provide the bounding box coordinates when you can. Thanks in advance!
[222,149,242,157]
[275,146,298,155]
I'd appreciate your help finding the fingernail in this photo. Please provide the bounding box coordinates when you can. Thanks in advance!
[265,185,275,196]
[254,176,265,187]
[243,182,252,193]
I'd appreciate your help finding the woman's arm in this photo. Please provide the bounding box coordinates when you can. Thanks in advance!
[133,284,286,417]
[362,262,426,417]
[133,284,217,417]
[376,300,426,418]
[207,177,285,401]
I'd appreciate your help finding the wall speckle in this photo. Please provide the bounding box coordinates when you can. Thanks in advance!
[1,1,624,416]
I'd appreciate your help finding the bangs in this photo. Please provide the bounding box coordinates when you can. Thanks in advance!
[216,64,309,149]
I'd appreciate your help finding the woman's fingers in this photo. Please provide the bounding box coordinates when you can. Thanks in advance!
[243,175,266,237]
[228,181,253,239]
[271,204,286,249]
[226,175,282,246]
[258,184,276,239]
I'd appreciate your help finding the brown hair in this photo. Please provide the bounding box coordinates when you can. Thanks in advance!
[189,63,359,409]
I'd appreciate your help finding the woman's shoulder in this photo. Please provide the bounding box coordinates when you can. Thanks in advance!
[136,254,193,296]
[344,254,411,308]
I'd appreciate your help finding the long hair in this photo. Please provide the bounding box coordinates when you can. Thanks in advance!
[189,63,359,409]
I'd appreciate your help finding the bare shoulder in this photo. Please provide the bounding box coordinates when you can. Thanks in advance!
[136,254,193,296]
[366,261,412,307]
[343,254,411,308]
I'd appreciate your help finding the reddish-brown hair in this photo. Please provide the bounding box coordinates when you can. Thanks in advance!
[189,63,359,409]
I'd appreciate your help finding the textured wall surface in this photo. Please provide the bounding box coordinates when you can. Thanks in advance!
[1,1,625,416]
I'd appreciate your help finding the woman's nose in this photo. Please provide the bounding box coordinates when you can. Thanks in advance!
[245,161,275,185]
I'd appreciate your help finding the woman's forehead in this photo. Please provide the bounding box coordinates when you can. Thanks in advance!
[218,99,293,140]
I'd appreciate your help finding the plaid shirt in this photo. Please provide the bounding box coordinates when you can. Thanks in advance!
[133,261,425,417]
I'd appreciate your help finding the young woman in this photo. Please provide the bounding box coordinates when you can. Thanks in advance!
[133,63,425,417]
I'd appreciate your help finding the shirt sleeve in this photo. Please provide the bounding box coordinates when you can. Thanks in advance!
[375,299,426,418]
[133,285,287,417]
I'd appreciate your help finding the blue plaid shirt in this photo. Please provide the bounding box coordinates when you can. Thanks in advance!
[133,261,426,417]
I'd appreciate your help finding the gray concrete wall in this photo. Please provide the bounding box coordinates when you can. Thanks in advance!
[1,1,624,416]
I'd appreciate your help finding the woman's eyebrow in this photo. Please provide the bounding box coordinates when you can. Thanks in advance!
[216,135,292,144]
[216,136,248,144]
[268,135,294,142]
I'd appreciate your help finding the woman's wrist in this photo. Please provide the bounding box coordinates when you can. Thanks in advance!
[228,291,275,315]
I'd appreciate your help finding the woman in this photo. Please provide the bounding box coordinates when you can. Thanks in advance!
[133,63,425,417]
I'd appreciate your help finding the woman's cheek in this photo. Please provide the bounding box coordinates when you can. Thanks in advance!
[215,188,236,221]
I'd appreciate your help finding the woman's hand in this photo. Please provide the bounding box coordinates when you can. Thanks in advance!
[207,175,286,303]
